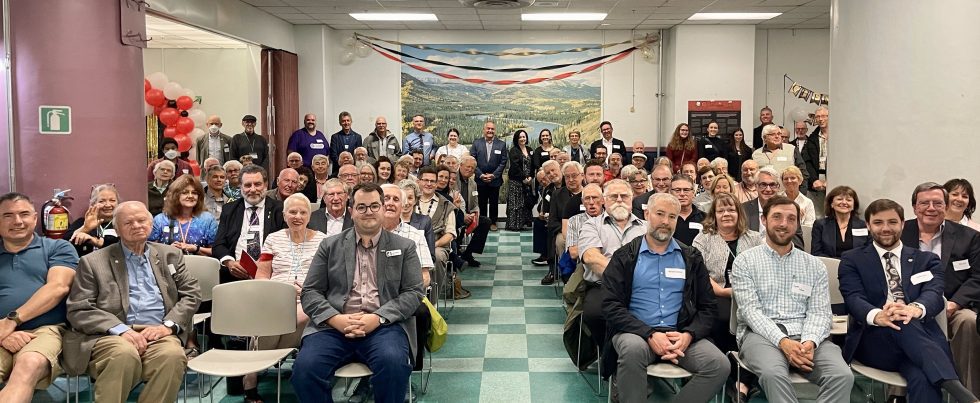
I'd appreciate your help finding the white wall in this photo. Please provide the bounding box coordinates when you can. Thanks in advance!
[142,47,262,133]
[754,29,830,133]
[297,30,660,146]
[147,0,295,52]
[669,25,756,145]
[294,26,336,129]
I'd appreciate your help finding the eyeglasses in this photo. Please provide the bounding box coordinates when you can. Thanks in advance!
[652,177,671,183]
[629,179,647,184]
[670,188,694,193]
[419,178,437,184]
[758,182,780,189]
[340,173,358,179]
[916,200,946,209]
[354,203,382,213]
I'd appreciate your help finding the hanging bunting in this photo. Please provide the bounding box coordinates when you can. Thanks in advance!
[354,33,656,57]
[786,76,830,105]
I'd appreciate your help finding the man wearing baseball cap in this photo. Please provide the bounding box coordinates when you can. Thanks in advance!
[229,114,270,170]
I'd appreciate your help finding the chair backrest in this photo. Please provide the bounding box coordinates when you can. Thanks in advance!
[211,280,297,337]
[938,297,949,337]
[730,296,739,336]
[184,255,221,302]
[818,256,843,305]
[801,224,813,253]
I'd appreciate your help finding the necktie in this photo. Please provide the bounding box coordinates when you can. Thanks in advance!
[882,251,905,302]
[246,206,261,259]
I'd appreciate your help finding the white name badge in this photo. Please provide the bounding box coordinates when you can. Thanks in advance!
[472,191,479,196]
[541,151,549,156]
[182,169,190,174]
[224,146,230,152]
[494,149,502,155]
[641,203,647,210]
[168,264,177,275]
[689,222,703,230]
[248,225,261,232]
[852,228,868,236]
[386,250,402,257]
[545,194,551,201]
[910,271,934,285]
[249,153,259,159]
[665,268,685,279]
[613,144,621,149]
[424,142,431,147]
[579,205,586,211]
[103,229,117,238]
[344,144,349,149]
[310,143,325,149]
[705,144,713,149]
[776,156,789,162]
[953,259,971,271]
[791,282,812,296]
[388,144,396,149]
[162,227,171,232]
[316,139,323,143]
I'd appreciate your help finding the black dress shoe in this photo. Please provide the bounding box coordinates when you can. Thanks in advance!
[540,272,555,285]
[464,256,481,267]
[531,256,548,266]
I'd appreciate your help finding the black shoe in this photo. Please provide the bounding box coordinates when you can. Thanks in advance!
[464,256,481,267]
[531,256,548,266]
[540,272,555,285]
[226,376,244,396]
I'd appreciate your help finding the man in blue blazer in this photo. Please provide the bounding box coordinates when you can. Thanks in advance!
[839,199,977,403]
[469,121,507,230]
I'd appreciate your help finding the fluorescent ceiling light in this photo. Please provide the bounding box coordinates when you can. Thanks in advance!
[350,13,438,21]
[522,13,607,21]
[688,12,781,20]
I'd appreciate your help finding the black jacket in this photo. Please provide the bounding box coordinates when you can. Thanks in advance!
[696,135,731,163]
[799,134,821,191]
[589,138,626,157]
[212,197,286,283]
[901,219,980,308]
[600,236,717,372]
[508,146,530,181]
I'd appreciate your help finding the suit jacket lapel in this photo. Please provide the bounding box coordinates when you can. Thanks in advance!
[864,245,888,298]
[109,245,131,316]
[376,232,389,294]
[147,245,174,311]
[900,246,915,294]
[345,230,356,292]
[941,222,955,265]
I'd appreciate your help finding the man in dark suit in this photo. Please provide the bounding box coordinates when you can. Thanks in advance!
[743,166,804,249]
[457,156,490,267]
[291,183,423,403]
[469,121,507,231]
[752,106,774,150]
[307,178,353,236]
[588,121,626,163]
[212,164,286,284]
[840,198,978,403]
[901,182,980,396]
[64,201,200,403]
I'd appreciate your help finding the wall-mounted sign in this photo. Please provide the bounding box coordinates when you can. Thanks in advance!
[39,106,72,135]
[687,100,741,138]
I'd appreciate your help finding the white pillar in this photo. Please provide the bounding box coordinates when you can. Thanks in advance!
[828,0,980,214]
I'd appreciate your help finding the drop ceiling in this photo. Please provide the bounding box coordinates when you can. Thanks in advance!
[146,14,249,48]
[238,0,831,30]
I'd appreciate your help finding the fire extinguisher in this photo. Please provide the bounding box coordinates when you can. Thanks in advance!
[42,189,73,239]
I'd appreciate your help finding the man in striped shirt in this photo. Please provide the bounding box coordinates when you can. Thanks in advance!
[732,196,853,402]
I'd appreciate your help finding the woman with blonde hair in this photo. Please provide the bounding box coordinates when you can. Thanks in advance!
[780,165,816,226]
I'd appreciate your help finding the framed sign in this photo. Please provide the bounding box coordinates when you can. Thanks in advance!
[687,100,741,138]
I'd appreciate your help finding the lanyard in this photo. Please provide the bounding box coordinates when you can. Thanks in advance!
[289,231,308,280]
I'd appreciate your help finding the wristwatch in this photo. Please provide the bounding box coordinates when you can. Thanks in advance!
[163,320,179,335]
[379,315,389,325]
[5,310,22,326]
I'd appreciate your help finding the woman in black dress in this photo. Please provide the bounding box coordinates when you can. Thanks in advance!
[727,128,752,181]
[505,130,532,231]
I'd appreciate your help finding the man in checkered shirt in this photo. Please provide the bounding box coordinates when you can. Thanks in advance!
[732,195,853,402]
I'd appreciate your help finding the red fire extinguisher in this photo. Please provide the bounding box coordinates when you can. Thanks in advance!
[42,189,73,239]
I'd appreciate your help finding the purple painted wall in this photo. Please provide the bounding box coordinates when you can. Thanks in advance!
[0,7,9,195]
[10,0,146,216]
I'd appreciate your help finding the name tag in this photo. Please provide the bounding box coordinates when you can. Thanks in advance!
[852,228,868,236]
[665,268,685,279]
[910,271,934,285]
[168,264,177,275]
[103,229,117,237]
[162,227,171,232]
[541,151,549,156]
[424,142,431,147]
[776,156,788,162]
[953,259,971,271]
[386,250,402,257]
[579,205,586,211]
[791,282,812,296]
[641,203,647,210]
[689,222,703,230]
[248,225,261,232]
[545,194,551,201]
[705,144,713,149]
[310,143,325,149]
[494,150,501,155]
[613,144,621,149]
[344,144,349,149]
[388,144,396,149]
[224,146,230,152]
[316,139,323,143]
[182,169,190,174]
[472,191,479,196]
[249,153,259,159]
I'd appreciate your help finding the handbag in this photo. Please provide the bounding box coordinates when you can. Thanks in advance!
[422,297,447,352]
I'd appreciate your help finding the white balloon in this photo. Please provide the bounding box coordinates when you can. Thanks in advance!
[340,50,355,65]
[183,88,196,100]
[790,107,808,123]
[144,103,155,116]
[188,109,207,128]
[146,72,169,89]
[189,127,205,141]
[342,36,356,48]
[163,82,184,100]
[355,42,371,58]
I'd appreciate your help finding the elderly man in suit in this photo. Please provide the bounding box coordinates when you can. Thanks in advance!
[308,178,353,237]
[457,156,490,267]
[469,121,507,231]
[901,182,980,396]
[840,198,978,403]
[292,182,424,403]
[195,115,233,164]
[64,201,200,403]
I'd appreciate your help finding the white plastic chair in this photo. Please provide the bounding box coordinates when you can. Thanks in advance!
[335,361,414,401]
[818,256,848,335]
[606,359,722,402]
[184,255,221,327]
[802,224,813,253]
[186,280,297,402]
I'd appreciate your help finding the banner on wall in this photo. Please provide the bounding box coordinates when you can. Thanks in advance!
[687,100,742,138]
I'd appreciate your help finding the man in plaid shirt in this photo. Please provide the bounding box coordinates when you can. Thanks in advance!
[732,196,853,402]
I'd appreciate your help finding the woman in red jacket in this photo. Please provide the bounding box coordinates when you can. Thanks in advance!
[665,123,697,173]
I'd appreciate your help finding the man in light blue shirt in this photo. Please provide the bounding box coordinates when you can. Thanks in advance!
[732,195,853,402]
[402,114,436,166]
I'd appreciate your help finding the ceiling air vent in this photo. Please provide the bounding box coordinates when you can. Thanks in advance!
[460,0,535,9]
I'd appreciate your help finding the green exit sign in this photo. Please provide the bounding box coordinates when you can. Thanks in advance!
[39,105,71,135]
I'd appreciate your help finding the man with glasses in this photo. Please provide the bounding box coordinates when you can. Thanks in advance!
[547,161,585,284]
[589,121,625,164]
[292,183,424,403]
[669,174,705,246]
[743,166,804,249]
[338,164,359,190]
[229,114,269,170]
[403,114,435,167]
[752,124,809,188]
[265,168,301,202]
[365,116,401,162]
[632,164,672,218]
[901,182,980,396]
[578,179,648,355]
[417,167,464,299]
[308,179,352,237]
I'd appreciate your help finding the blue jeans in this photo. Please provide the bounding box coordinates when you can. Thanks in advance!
[291,326,412,403]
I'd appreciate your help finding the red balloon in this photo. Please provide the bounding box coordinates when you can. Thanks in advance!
[145,89,166,107]
[175,117,195,135]
[175,96,194,111]
[163,126,179,138]
[144,79,151,93]
[188,160,201,177]
[174,133,193,152]
[153,105,163,116]
[158,108,179,126]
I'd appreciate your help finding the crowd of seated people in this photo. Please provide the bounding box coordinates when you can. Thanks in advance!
[3,107,980,403]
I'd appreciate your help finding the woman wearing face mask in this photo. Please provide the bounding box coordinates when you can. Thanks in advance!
[195,118,233,164]
[64,183,121,256]
[146,137,193,181]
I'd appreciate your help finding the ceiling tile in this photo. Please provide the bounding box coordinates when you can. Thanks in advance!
[240,0,288,6]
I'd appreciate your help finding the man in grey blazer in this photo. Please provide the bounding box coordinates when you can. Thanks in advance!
[292,182,424,403]
[64,201,200,403]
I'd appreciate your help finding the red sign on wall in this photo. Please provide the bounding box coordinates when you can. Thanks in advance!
[688,100,742,138]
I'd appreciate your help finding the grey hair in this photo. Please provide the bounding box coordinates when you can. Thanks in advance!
[283,193,312,212]
[153,160,175,176]
[222,160,243,171]
[756,166,780,181]
[709,157,728,169]
[312,154,329,164]
[205,165,225,181]
[561,161,584,174]
[460,155,476,165]
[380,183,407,201]
[89,184,120,206]
[398,179,421,204]
[541,159,560,170]
[603,178,630,192]
[649,192,681,212]
[287,152,303,160]
[762,124,781,137]
[324,178,347,194]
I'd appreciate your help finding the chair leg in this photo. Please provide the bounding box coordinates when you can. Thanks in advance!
[277,359,283,403]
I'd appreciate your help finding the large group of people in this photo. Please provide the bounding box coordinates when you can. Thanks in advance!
[1,106,979,403]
